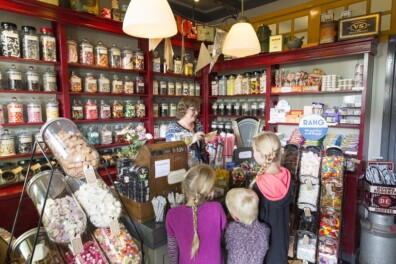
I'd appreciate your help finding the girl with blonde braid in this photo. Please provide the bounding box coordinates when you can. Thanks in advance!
[166,164,227,264]
[251,132,292,264]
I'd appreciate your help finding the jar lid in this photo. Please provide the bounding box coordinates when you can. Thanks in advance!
[1,22,17,30]
[40,27,52,33]
[21,25,36,33]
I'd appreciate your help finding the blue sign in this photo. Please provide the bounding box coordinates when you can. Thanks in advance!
[299,115,328,140]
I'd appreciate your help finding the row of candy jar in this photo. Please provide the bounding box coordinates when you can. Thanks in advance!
[5,65,57,91]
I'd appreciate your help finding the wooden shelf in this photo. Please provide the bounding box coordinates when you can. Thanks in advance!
[0,56,60,66]
[153,95,200,98]
[68,63,146,74]
[0,152,52,161]
[153,116,177,119]
[209,94,266,98]
[272,90,363,96]
[271,122,360,128]
[154,137,166,141]
[153,72,200,79]
[209,115,265,119]
[73,118,148,124]
[2,122,45,127]
[94,142,129,149]
[0,90,61,95]
[70,92,148,97]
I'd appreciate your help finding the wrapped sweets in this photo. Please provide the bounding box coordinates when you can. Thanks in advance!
[340,134,359,152]
[296,231,317,263]
[320,187,342,210]
[319,208,341,239]
[321,156,344,187]
[318,237,339,264]
[298,211,318,233]
[282,145,300,178]
[74,181,121,228]
[93,222,142,263]
[37,196,87,244]
[297,183,320,211]
[64,240,108,264]
[322,134,342,150]
[288,129,305,145]
[300,151,321,178]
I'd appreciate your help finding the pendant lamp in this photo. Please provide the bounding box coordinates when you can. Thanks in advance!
[122,0,177,39]
[222,0,260,58]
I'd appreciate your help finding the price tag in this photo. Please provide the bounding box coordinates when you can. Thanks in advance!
[110,219,121,236]
[70,233,83,255]
[304,208,312,217]
[326,183,334,195]
[31,163,41,171]
[83,165,97,184]
[306,180,313,191]
[12,166,23,174]
[302,234,309,245]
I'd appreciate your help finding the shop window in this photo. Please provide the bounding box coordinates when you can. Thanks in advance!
[327,7,345,21]
[381,14,392,31]
[371,0,392,13]
[294,32,308,44]
[348,1,367,16]
[268,23,277,36]
[294,16,308,31]
[279,20,291,34]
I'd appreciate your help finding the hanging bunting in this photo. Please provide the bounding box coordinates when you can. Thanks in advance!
[210,28,227,73]
[149,38,163,51]
[164,38,174,72]
[195,42,212,73]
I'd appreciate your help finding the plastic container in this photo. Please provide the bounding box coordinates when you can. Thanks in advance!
[99,100,111,119]
[84,99,98,120]
[69,71,82,92]
[25,66,40,91]
[133,47,144,71]
[98,73,110,93]
[1,22,20,58]
[71,99,83,120]
[43,68,57,92]
[6,64,22,90]
[84,72,97,93]
[40,118,100,178]
[45,98,59,121]
[109,43,121,68]
[0,129,15,156]
[111,75,123,94]
[21,26,39,60]
[7,97,24,123]
[67,39,78,63]
[94,40,108,67]
[27,98,43,123]
[79,38,93,65]
[11,227,64,263]
[40,27,57,62]
[121,46,133,69]
[27,170,87,243]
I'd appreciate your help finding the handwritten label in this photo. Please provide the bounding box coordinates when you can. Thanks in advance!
[12,166,23,174]
[110,219,121,236]
[168,169,187,185]
[84,165,97,184]
[70,233,83,255]
[304,208,312,217]
[155,159,170,178]
[306,180,313,191]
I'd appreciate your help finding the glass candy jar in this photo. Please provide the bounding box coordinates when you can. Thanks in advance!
[111,75,123,94]
[7,97,23,123]
[121,46,133,69]
[152,50,161,72]
[67,39,78,63]
[39,118,101,178]
[124,76,134,94]
[34,131,49,154]
[45,98,59,121]
[84,99,98,120]
[79,38,93,65]
[27,97,42,123]
[133,47,144,71]
[6,64,22,90]
[17,129,32,154]
[109,43,121,68]
[84,72,97,93]
[100,125,113,145]
[71,99,83,120]
[124,100,136,118]
[21,26,39,60]
[113,125,125,143]
[0,129,15,156]
[25,66,40,91]
[94,40,108,67]
[136,100,146,117]
[86,126,100,146]
[99,100,111,120]
[135,76,145,94]
[40,27,57,61]
[112,100,123,119]
[98,73,110,93]
[1,22,20,58]
[43,68,57,92]
[69,71,82,92]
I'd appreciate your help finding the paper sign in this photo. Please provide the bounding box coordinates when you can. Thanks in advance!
[299,114,328,140]
[83,165,97,184]
[155,159,170,178]
[304,208,312,217]
[71,233,83,255]
[110,219,121,236]
[239,151,252,159]
[168,169,187,185]
[306,180,313,191]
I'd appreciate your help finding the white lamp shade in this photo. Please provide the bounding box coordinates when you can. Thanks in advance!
[222,22,261,58]
[123,0,177,39]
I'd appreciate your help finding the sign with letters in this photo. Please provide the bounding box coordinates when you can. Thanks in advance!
[338,13,380,41]
[299,115,328,140]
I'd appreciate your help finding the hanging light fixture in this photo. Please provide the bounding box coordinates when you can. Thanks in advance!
[123,0,178,39]
[222,0,260,58]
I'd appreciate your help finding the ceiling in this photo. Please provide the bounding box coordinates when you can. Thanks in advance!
[168,0,278,23]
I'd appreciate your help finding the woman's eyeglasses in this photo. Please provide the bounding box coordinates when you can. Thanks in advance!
[188,107,200,113]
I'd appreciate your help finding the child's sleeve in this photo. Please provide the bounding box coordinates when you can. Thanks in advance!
[167,235,179,264]
[219,203,227,231]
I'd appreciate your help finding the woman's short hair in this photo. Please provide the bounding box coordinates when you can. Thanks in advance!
[176,97,201,119]
[226,188,259,225]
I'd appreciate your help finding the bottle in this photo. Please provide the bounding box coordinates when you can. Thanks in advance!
[173,55,182,74]
[40,27,57,61]
[111,74,123,94]
[168,80,175,95]
[135,76,145,94]
[211,76,219,96]
[153,79,159,95]
[121,46,133,69]
[27,97,42,123]
[183,54,193,76]
[250,71,260,94]
[227,75,235,95]
[21,26,39,60]
[124,76,134,94]
[94,40,108,67]
[45,98,59,121]
[71,99,83,120]
[43,68,57,92]
[25,66,40,91]
[159,79,167,95]
[218,75,227,95]
[212,101,218,115]
[133,47,144,71]
[160,100,168,117]
[84,72,97,93]
[7,97,23,123]
[79,38,93,65]
[6,64,22,90]
[69,71,82,92]
[98,73,110,93]
[67,39,78,63]
[109,43,121,68]
[1,22,20,58]
[152,50,161,72]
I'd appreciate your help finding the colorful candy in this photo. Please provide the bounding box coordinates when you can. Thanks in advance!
[64,240,108,264]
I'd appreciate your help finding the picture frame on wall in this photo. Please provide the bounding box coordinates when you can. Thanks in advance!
[338,13,381,41]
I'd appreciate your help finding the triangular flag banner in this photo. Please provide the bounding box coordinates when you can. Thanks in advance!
[209,28,227,73]
[164,38,174,72]
[196,42,212,73]
[149,38,163,51]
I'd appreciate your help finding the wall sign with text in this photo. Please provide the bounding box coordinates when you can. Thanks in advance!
[299,115,328,140]
[338,13,380,41]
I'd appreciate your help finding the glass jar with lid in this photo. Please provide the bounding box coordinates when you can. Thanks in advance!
[195,82,201,96]
[43,68,57,92]
[71,99,83,120]
[84,99,98,120]
[17,129,32,154]
[67,39,78,63]
[227,75,235,95]
[153,79,159,95]
[1,22,20,58]
[218,100,225,115]
[84,72,97,93]
[121,46,133,69]
[160,100,168,117]
[152,50,161,72]
[112,100,123,118]
[69,71,82,92]
[40,27,57,62]
[183,54,193,76]
[6,64,22,90]
[234,99,241,116]
[211,120,217,132]
[170,102,177,117]
[46,98,59,121]
[189,81,195,96]
[113,124,125,143]
[182,80,189,96]
[0,104,4,125]
[242,100,250,115]
[218,75,227,95]
[212,101,218,115]
[226,101,233,116]
[111,74,123,94]
[260,70,266,94]
[153,102,159,117]
[7,97,23,123]
[124,100,136,118]
[25,66,40,91]
[99,100,111,119]
[154,123,160,139]
[86,126,100,146]
[168,80,175,95]
[40,118,99,177]
[79,38,93,65]
[136,100,146,117]
[251,100,259,116]
[242,72,250,94]
[94,40,108,67]
[175,80,182,95]
[34,130,49,153]
[21,26,39,60]
[101,124,113,145]
[211,76,219,96]
[27,97,42,123]
[124,76,134,94]
[133,47,144,71]
[159,122,168,138]
[98,73,110,93]
[0,129,15,156]
[135,76,145,94]
[109,43,121,68]
[250,71,260,94]
[173,55,182,74]
[159,79,167,95]
[259,100,265,116]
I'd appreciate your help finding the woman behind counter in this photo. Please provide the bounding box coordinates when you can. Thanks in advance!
[165,97,208,163]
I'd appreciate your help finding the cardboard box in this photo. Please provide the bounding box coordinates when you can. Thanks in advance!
[363,180,396,215]
[302,86,320,92]
[271,87,281,93]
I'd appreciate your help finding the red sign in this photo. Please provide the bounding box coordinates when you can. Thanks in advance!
[378,196,392,207]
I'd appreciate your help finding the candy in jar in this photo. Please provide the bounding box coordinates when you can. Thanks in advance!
[45,98,59,121]
[71,99,83,120]
[124,100,136,118]
[133,47,144,70]
[318,237,339,264]
[43,68,58,92]
[121,46,133,69]
[79,38,94,65]
[297,182,320,212]
[34,131,49,153]
[69,71,82,92]
[85,99,98,120]
[84,72,97,93]
[296,231,317,263]
[0,104,4,124]
[135,76,145,94]
[86,126,100,145]
[27,97,42,123]
[98,73,110,93]
[1,22,20,58]
[0,129,15,156]
[153,79,159,95]
[40,27,57,62]
[25,66,40,91]
[113,125,125,143]
[7,97,23,123]
[17,129,32,154]
[321,155,344,187]
[101,125,113,145]
[136,100,146,117]
[112,100,123,118]
[99,100,111,119]
[168,80,175,95]
[109,43,121,68]
[63,239,108,264]
[124,76,134,94]
[319,207,341,239]
[6,64,22,90]
[152,50,161,72]
[94,40,108,67]
[67,39,78,63]
[111,74,123,94]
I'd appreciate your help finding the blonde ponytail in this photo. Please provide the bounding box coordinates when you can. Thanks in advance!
[249,153,274,188]
[191,197,200,258]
